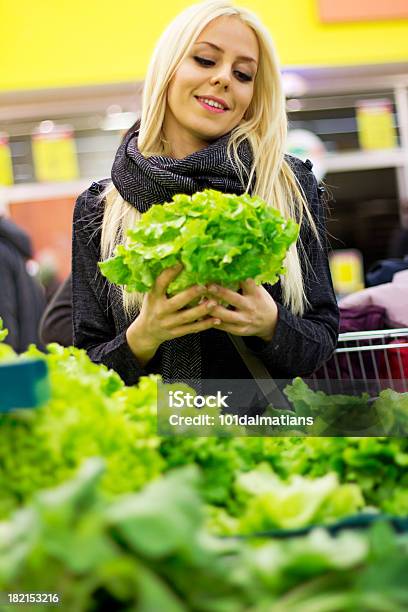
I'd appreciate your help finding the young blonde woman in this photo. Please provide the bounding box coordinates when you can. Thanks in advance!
[72,0,339,386]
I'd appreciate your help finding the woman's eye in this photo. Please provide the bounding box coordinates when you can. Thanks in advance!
[235,71,252,82]
[193,56,215,67]
[193,56,253,82]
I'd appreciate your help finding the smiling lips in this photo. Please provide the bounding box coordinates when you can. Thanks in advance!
[195,96,229,113]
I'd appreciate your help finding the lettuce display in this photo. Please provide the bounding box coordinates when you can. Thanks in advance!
[160,434,408,520]
[2,323,408,530]
[208,466,365,535]
[0,462,246,612]
[98,189,299,295]
[281,377,408,436]
[0,341,164,518]
[1,460,407,612]
[2,325,408,608]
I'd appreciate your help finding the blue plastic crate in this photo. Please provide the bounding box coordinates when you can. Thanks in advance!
[0,359,50,412]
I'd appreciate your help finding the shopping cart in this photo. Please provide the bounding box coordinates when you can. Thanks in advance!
[312,328,408,396]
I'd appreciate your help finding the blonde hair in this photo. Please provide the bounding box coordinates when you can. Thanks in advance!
[100,0,318,319]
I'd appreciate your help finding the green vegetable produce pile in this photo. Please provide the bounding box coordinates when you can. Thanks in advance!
[1,459,408,612]
[98,189,299,295]
[270,377,408,436]
[0,332,164,518]
[1,322,408,527]
[1,322,408,609]
[207,467,365,535]
[2,328,408,528]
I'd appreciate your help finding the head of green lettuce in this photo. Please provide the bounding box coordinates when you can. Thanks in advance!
[98,189,299,296]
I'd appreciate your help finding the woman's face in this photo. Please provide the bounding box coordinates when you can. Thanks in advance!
[163,15,259,157]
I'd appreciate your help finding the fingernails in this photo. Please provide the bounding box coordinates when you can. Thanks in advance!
[206,300,216,309]
[209,284,218,293]
[213,319,221,325]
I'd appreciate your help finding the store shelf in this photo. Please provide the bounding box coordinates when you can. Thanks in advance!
[325,148,407,173]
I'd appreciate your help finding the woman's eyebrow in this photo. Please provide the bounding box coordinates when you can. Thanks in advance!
[194,40,257,64]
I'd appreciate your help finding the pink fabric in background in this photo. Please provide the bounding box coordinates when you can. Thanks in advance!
[339,270,408,327]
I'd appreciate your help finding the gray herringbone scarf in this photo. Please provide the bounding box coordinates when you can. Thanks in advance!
[111,121,253,385]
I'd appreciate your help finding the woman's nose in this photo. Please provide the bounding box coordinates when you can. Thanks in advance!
[209,70,231,88]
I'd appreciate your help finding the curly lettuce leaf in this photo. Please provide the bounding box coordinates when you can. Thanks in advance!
[214,464,365,533]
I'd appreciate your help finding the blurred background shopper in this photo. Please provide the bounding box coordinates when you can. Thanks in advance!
[39,273,72,347]
[72,0,339,386]
[0,214,45,352]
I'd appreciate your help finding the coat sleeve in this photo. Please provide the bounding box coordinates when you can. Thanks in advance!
[243,161,339,377]
[39,274,73,347]
[0,249,19,351]
[72,186,148,385]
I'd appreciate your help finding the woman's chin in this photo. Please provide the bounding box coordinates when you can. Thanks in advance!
[190,123,232,142]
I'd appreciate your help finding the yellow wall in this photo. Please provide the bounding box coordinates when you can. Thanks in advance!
[1,0,408,91]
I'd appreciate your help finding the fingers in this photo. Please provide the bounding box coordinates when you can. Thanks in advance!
[209,321,249,335]
[207,284,247,309]
[166,299,218,328]
[166,283,207,312]
[171,316,221,339]
[210,304,247,325]
[240,278,257,295]
[153,264,183,296]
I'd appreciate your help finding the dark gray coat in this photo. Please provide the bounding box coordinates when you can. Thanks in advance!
[72,157,339,385]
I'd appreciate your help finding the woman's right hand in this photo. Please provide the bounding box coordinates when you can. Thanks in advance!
[126,264,220,365]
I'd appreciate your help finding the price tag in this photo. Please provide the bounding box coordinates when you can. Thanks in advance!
[356,99,397,150]
[32,126,79,182]
[330,249,365,296]
[0,133,14,186]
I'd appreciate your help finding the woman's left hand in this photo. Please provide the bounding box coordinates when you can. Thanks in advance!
[206,279,278,342]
